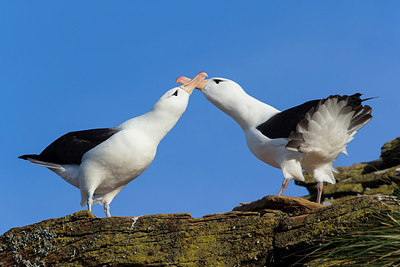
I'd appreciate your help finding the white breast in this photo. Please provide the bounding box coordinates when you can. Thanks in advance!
[79,129,157,194]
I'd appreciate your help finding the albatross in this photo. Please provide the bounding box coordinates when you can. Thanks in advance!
[177,75,372,203]
[19,72,207,217]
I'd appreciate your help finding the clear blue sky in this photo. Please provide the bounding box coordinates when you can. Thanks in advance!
[1,1,399,234]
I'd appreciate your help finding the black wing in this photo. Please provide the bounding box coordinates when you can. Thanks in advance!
[19,128,119,165]
[256,99,321,139]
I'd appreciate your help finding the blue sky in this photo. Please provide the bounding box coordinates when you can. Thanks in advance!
[1,1,400,234]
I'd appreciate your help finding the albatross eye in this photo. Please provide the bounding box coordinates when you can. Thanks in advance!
[172,90,178,96]
[213,79,224,84]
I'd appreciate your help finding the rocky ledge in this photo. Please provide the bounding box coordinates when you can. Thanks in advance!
[1,195,399,266]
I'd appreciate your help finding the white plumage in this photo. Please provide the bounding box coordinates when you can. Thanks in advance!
[177,76,372,203]
[19,72,207,216]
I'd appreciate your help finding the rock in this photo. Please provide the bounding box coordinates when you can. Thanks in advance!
[323,183,364,197]
[363,184,397,195]
[232,195,324,216]
[1,196,399,266]
[362,158,384,173]
[381,137,400,168]
[363,137,400,172]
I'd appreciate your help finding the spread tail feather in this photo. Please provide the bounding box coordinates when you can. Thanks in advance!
[286,93,372,161]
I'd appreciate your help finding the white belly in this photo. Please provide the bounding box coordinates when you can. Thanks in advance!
[79,130,157,194]
[245,128,307,181]
[245,128,306,168]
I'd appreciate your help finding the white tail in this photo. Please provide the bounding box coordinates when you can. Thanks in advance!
[286,94,372,162]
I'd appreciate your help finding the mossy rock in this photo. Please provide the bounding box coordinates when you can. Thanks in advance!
[381,137,400,168]
[363,184,398,195]
[335,163,369,180]
[323,183,364,196]
[338,165,399,186]
[1,195,399,266]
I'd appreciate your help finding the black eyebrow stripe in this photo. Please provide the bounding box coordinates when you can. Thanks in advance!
[213,79,224,84]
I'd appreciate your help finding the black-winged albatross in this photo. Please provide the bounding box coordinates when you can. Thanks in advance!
[19,72,208,217]
[177,76,372,203]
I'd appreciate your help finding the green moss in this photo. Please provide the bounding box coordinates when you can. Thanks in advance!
[364,184,397,195]
[342,165,398,185]
[335,163,369,181]
[323,183,363,196]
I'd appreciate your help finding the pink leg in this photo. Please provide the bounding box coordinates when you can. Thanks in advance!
[278,179,290,196]
[316,182,324,204]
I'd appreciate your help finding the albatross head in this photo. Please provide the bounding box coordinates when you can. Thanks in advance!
[152,72,208,117]
[176,75,246,117]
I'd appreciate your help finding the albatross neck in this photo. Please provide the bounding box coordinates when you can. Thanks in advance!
[120,107,183,144]
[207,89,279,131]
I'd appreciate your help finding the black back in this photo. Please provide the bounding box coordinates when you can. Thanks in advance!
[256,99,321,139]
[19,128,119,165]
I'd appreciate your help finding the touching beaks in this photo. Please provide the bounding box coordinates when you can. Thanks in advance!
[177,72,208,92]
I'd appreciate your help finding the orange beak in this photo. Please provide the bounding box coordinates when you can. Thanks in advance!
[177,72,208,92]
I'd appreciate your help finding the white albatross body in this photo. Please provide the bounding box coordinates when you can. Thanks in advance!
[177,76,372,203]
[19,72,207,216]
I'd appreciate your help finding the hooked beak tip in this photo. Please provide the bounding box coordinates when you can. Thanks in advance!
[176,76,185,83]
